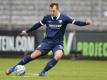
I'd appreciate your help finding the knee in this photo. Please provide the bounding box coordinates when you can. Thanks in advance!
[54,50,63,60]
[31,50,42,59]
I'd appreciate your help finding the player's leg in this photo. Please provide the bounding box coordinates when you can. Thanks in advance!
[16,41,52,66]
[6,42,53,75]
[17,41,53,66]
[6,50,42,75]
[16,50,42,65]
[39,45,63,77]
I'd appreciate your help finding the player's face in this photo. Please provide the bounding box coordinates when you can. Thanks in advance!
[50,6,59,17]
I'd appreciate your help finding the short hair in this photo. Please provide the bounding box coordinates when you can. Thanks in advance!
[50,3,59,9]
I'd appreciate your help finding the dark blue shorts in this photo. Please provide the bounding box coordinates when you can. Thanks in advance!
[36,41,64,56]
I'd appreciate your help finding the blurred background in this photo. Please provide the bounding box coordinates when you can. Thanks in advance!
[0,0,107,59]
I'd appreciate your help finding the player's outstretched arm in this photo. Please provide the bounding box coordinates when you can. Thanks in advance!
[66,16,92,26]
[73,19,92,26]
[20,21,44,36]
[26,22,43,33]
[20,16,46,35]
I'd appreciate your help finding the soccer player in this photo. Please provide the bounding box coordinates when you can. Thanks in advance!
[6,3,91,77]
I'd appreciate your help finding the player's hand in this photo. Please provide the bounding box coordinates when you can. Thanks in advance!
[86,19,92,25]
[20,30,28,36]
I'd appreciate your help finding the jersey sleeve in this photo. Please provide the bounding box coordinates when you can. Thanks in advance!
[39,16,47,25]
[65,16,76,24]
[26,22,42,33]
[66,16,87,26]
[26,16,47,33]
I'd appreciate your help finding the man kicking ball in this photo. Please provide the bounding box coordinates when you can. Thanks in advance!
[6,3,91,77]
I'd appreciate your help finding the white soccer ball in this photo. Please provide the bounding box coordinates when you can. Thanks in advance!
[14,65,26,76]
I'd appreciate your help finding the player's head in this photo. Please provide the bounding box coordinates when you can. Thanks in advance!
[50,3,59,17]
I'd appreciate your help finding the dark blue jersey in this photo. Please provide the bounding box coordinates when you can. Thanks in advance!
[27,13,87,44]
[40,13,75,43]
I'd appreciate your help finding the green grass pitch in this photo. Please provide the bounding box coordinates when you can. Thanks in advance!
[0,58,107,80]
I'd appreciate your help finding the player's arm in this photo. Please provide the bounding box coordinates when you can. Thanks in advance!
[66,16,92,26]
[20,16,46,36]
[73,20,92,26]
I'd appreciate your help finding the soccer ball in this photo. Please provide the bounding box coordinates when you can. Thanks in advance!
[14,65,26,76]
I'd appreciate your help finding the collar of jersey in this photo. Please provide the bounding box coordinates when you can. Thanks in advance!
[51,12,60,20]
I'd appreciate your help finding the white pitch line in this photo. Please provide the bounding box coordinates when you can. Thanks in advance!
[0,73,38,78]
[12,75,35,77]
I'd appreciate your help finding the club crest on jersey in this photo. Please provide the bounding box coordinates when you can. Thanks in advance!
[59,20,62,23]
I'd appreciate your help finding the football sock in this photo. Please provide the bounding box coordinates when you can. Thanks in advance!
[12,55,34,69]
[41,58,58,73]
[17,55,34,65]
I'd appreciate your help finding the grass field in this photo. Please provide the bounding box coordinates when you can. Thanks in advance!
[0,58,107,80]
